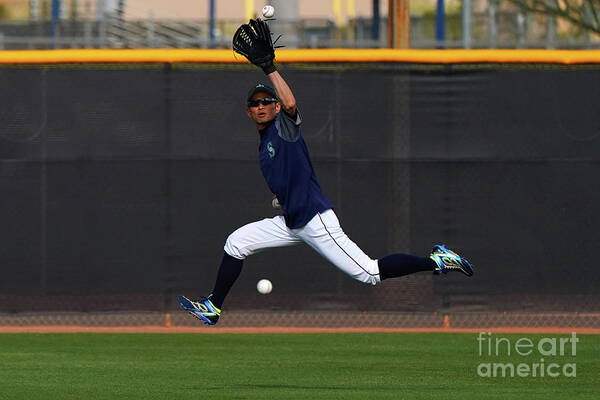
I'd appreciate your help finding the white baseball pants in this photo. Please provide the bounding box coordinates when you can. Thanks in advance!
[223,209,381,285]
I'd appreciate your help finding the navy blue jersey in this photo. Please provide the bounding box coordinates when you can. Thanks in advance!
[258,110,333,228]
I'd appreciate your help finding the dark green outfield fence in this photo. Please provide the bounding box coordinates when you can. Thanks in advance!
[0,63,599,326]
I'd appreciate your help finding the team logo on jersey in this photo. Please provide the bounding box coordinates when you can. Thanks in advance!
[267,141,275,158]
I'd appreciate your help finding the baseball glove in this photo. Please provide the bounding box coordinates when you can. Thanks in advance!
[233,18,277,74]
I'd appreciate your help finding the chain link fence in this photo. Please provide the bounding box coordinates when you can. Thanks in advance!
[0,12,598,49]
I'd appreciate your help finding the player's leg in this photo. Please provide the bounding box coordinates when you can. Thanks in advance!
[222,215,302,260]
[178,216,301,325]
[296,209,472,284]
[294,209,382,284]
[211,215,302,307]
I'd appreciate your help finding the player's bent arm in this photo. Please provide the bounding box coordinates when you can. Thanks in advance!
[267,71,296,117]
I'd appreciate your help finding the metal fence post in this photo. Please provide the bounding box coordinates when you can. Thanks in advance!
[30,0,39,21]
[388,0,410,48]
[516,7,526,48]
[546,8,555,49]
[436,0,445,48]
[51,0,60,49]
[372,0,380,41]
[462,0,471,49]
[488,0,498,48]
[209,0,215,48]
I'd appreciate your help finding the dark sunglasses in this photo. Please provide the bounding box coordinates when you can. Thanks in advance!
[247,97,278,107]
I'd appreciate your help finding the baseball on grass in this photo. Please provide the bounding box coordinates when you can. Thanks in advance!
[262,5,275,18]
[257,279,273,294]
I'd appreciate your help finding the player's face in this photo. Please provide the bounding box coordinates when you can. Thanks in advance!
[246,92,280,128]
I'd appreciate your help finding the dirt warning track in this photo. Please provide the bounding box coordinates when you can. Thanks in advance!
[1,326,598,334]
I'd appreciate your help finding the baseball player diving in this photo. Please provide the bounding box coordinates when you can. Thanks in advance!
[178,19,473,325]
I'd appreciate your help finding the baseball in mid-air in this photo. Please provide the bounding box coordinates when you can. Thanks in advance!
[262,5,275,18]
[257,279,273,294]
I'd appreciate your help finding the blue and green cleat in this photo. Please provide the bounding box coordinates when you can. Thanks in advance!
[430,244,474,277]
[177,295,221,325]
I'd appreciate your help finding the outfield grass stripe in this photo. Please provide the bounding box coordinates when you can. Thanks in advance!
[0,333,597,400]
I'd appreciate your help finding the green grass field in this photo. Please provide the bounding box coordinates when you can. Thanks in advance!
[0,332,597,399]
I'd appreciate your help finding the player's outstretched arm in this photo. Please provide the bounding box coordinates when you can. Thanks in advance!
[232,19,296,116]
[268,71,296,117]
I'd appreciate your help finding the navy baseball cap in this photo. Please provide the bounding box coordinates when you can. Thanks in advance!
[247,83,278,101]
